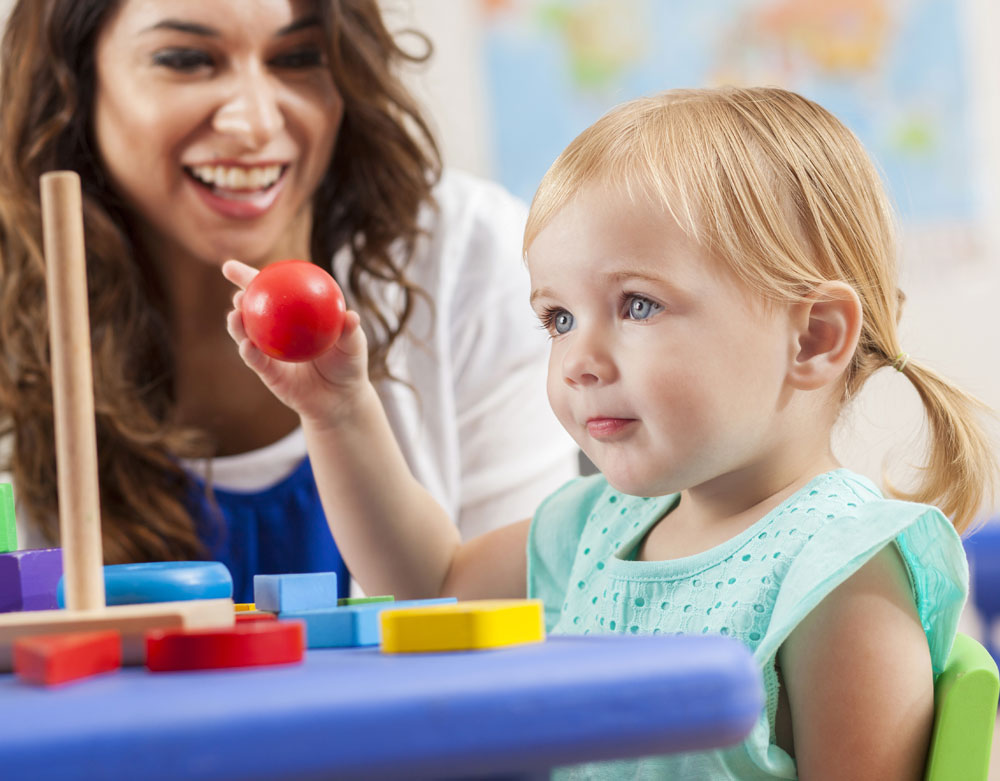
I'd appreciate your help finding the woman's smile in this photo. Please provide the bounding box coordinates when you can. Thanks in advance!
[183,161,290,219]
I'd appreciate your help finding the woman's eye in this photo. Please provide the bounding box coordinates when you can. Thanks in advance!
[626,295,662,321]
[271,48,325,69]
[152,48,214,72]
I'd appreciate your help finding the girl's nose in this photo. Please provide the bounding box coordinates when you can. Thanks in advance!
[213,64,284,149]
[561,328,617,387]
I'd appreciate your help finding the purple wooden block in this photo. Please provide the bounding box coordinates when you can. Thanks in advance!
[0,548,64,612]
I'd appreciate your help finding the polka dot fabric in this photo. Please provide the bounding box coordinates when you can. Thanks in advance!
[549,473,860,649]
[527,469,968,779]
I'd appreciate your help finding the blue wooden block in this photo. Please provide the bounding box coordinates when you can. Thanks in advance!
[0,548,63,612]
[56,561,232,607]
[254,572,339,613]
[284,597,457,649]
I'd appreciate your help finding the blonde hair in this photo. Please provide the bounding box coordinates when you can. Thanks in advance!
[524,86,995,533]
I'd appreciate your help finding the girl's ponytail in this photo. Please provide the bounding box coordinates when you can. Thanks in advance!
[881,355,995,534]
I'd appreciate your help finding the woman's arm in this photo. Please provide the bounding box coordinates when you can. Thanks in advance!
[778,544,933,780]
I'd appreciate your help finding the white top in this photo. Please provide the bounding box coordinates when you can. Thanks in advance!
[11,171,578,549]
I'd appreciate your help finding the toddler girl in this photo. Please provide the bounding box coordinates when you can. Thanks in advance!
[224,86,995,779]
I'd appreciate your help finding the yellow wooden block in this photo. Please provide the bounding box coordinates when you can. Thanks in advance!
[234,603,256,612]
[379,599,545,653]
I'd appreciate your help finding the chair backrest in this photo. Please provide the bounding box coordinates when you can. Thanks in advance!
[924,632,999,781]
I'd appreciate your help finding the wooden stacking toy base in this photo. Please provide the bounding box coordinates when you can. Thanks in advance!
[0,598,234,669]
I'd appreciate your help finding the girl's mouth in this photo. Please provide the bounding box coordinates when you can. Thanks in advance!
[586,417,636,440]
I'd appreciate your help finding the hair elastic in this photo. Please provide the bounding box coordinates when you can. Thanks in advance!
[892,352,910,373]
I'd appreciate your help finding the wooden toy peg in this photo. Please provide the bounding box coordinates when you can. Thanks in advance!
[40,171,105,612]
[0,172,233,671]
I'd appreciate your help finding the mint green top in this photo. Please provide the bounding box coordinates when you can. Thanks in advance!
[527,469,968,779]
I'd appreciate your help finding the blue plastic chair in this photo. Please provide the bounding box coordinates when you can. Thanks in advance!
[964,522,1000,662]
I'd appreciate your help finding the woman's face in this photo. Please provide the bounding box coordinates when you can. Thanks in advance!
[93,0,343,269]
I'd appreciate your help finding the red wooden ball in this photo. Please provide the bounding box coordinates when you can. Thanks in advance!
[242,260,346,362]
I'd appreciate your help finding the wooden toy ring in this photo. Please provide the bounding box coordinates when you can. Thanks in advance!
[57,561,233,608]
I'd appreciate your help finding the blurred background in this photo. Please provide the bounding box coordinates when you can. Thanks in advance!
[1,0,993,517]
[384,0,1000,530]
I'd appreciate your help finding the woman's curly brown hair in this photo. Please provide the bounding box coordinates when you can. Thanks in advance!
[0,0,441,561]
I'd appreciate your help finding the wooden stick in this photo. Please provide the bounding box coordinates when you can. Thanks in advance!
[40,171,105,611]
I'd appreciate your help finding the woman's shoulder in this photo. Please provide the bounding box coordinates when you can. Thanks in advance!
[418,170,528,252]
[407,170,532,318]
[430,169,528,218]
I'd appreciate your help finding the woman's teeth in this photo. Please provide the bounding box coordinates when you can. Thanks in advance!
[188,164,283,191]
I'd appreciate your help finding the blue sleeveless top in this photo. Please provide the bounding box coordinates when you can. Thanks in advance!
[188,457,348,604]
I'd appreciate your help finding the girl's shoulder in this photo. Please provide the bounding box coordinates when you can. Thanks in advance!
[530,473,614,558]
[759,468,968,674]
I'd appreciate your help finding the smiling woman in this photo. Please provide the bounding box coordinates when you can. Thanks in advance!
[0,0,577,601]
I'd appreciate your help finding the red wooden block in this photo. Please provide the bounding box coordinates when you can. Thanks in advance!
[146,620,304,671]
[235,611,278,623]
[14,630,121,685]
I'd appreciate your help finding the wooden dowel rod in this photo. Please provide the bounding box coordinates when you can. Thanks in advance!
[40,170,105,612]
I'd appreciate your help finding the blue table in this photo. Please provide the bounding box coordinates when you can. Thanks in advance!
[0,634,763,780]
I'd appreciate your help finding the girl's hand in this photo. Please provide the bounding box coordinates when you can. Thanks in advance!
[222,259,371,426]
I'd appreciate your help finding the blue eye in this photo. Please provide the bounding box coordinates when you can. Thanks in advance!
[540,308,574,335]
[627,296,661,321]
[553,310,575,334]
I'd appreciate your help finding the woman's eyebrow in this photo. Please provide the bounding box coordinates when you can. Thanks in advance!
[140,15,320,38]
[141,19,218,37]
[275,15,321,36]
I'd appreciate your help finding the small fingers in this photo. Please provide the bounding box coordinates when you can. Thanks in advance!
[341,310,362,338]
[222,259,258,290]
[236,328,275,378]
[226,307,248,341]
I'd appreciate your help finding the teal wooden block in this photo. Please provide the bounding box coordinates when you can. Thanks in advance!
[284,597,456,649]
[0,483,16,554]
[57,561,232,607]
[253,572,339,613]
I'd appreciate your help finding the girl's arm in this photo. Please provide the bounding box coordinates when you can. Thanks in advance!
[778,545,933,780]
[222,260,527,600]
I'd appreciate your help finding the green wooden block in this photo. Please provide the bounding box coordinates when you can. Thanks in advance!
[337,595,394,607]
[0,483,16,554]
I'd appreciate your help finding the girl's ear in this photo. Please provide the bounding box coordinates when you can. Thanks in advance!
[787,281,862,391]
